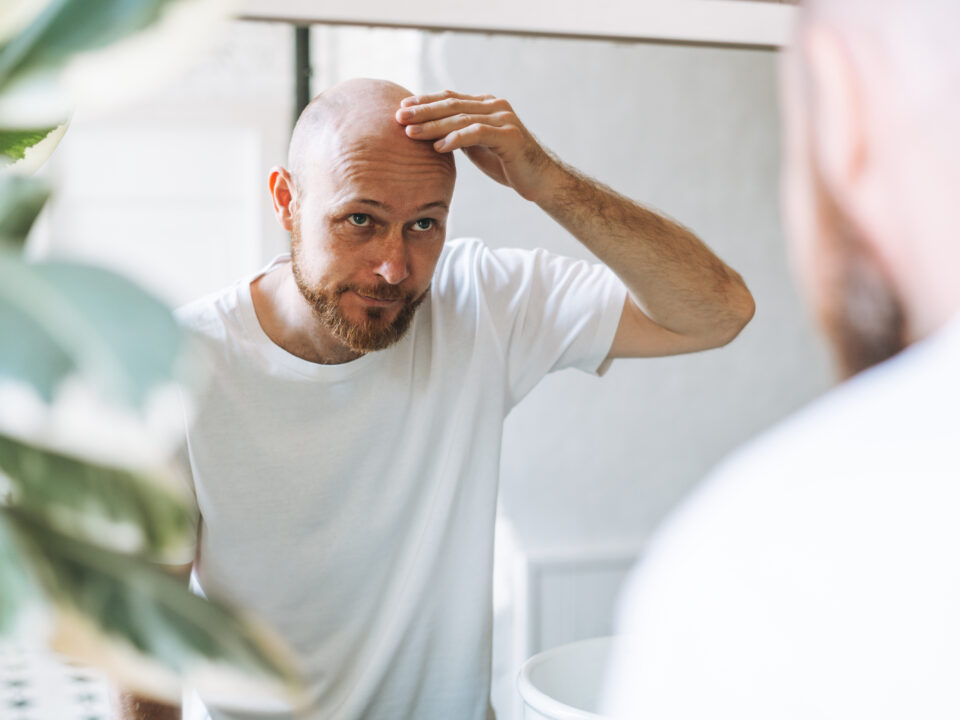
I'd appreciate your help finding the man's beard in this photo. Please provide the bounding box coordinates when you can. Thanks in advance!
[811,164,907,379]
[289,220,428,354]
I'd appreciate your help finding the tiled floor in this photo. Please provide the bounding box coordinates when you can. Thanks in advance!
[0,641,114,720]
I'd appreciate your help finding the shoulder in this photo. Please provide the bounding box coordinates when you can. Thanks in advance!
[433,237,483,291]
[174,282,244,344]
[637,324,960,599]
[433,237,600,297]
[174,255,289,341]
[432,237,531,304]
[721,324,959,486]
[610,328,960,718]
[433,236,517,286]
[718,323,957,490]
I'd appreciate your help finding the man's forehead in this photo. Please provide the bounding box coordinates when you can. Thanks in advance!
[322,159,455,213]
[303,128,456,190]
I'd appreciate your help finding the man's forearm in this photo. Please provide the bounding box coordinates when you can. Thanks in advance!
[535,158,755,341]
[115,689,180,720]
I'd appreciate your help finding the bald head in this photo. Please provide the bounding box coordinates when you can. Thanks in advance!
[799,0,960,118]
[287,78,455,191]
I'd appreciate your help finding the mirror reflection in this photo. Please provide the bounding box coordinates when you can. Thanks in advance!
[8,15,834,720]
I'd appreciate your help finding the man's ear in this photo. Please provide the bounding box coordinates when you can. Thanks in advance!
[268,166,297,232]
[801,25,866,205]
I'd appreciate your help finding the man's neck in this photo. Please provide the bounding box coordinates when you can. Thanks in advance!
[250,264,364,365]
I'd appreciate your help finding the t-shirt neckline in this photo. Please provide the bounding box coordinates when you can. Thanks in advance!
[235,253,392,382]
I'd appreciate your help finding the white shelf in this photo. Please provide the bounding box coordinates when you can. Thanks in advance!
[237,0,797,49]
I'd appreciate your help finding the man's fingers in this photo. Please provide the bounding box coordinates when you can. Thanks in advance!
[400,90,491,107]
[404,112,512,141]
[434,122,519,153]
[396,96,511,125]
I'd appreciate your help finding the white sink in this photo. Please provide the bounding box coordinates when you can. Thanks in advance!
[518,636,615,720]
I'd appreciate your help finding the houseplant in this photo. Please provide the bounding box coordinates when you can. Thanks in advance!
[0,0,301,709]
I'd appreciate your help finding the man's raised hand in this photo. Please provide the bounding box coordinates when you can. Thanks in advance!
[395,90,559,202]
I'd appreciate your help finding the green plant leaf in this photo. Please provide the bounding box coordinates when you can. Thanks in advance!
[0,120,68,173]
[0,173,48,247]
[1,506,303,705]
[0,256,187,406]
[0,125,57,163]
[0,0,180,93]
[0,433,195,562]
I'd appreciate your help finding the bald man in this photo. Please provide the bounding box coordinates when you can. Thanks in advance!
[137,79,753,720]
[602,1,960,718]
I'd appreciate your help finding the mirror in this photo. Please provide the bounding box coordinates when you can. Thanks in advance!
[28,18,830,719]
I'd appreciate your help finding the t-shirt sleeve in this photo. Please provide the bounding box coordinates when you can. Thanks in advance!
[475,243,627,408]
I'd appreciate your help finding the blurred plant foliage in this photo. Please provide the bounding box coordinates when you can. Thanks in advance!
[0,0,302,707]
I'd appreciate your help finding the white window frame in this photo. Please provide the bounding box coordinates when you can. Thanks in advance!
[238,0,797,49]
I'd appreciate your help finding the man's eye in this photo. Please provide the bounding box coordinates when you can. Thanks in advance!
[348,213,371,227]
[412,218,434,231]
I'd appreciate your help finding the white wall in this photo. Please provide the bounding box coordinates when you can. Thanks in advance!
[37,20,296,306]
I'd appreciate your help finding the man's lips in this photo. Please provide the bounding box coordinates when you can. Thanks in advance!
[354,291,400,307]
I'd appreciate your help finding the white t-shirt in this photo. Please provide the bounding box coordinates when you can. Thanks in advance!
[176,237,626,720]
[602,313,960,720]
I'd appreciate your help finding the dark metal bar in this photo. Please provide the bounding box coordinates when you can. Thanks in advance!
[294,25,311,127]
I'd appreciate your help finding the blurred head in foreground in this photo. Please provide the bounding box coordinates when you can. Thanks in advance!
[782,0,960,377]
[600,5,960,719]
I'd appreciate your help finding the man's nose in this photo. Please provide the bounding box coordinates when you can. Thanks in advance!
[373,228,410,285]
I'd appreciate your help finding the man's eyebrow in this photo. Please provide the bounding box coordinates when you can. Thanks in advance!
[417,201,450,212]
[344,199,450,213]
[351,199,390,210]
